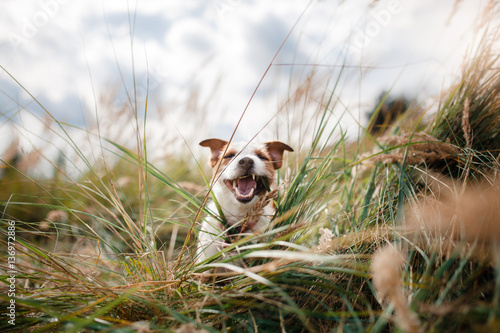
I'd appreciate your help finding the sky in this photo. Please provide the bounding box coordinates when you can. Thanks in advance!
[0,0,493,176]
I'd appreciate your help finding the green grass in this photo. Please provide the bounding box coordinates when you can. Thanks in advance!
[2,21,500,333]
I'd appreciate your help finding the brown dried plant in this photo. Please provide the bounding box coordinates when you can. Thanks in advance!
[405,172,500,244]
[371,245,422,333]
[369,132,459,167]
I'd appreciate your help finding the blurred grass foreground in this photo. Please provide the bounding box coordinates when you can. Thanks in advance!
[3,12,500,333]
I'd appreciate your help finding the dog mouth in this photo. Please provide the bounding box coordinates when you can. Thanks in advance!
[224,174,269,203]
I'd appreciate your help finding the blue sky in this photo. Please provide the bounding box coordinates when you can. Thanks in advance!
[0,0,491,175]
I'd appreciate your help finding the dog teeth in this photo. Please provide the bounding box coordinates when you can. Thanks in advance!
[235,187,254,198]
[229,175,261,198]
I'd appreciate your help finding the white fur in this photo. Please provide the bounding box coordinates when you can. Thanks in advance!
[196,142,275,263]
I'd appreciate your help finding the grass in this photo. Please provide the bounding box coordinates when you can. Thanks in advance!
[2,9,500,333]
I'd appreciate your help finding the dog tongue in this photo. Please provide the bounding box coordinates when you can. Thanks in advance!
[237,177,256,196]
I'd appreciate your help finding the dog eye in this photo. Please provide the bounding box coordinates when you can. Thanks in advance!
[224,154,235,159]
[257,154,269,161]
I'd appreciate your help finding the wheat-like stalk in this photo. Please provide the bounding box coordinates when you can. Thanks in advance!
[371,245,422,333]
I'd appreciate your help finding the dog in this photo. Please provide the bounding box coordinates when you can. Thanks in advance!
[196,138,293,264]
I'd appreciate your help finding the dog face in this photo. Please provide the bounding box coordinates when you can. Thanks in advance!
[200,139,293,218]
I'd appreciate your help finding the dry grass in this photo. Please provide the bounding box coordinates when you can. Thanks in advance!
[371,245,421,333]
[369,132,459,167]
[406,172,500,243]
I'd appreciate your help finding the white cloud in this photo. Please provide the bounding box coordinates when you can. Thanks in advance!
[0,0,494,176]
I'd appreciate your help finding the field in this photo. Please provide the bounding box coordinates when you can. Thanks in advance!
[2,4,500,333]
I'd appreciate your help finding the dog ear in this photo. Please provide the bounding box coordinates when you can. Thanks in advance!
[200,138,228,168]
[265,141,294,169]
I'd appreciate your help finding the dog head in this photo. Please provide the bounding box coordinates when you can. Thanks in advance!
[200,139,293,210]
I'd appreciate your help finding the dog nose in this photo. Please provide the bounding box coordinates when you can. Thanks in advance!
[238,157,254,169]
